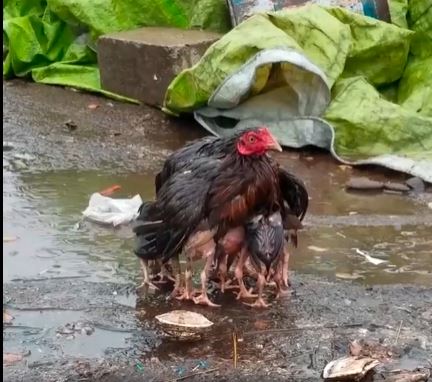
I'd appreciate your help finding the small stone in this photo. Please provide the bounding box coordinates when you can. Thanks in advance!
[64,120,78,131]
[81,326,94,335]
[11,160,27,170]
[3,141,15,151]
[13,153,36,161]
[346,177,384,190]
[384,182,410,192]
[405,177,425,193]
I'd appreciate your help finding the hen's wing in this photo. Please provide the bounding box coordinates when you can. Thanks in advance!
[152,157,222,261]
[155,131,247,193]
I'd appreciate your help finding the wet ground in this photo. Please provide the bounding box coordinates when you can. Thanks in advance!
[3,80,432,382]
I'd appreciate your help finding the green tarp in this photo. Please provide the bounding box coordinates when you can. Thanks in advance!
[3,0,230,99]
[3,0,432,180]
[165,4,432,181]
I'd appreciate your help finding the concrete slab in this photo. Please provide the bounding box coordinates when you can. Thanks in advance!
[97,27,222,107]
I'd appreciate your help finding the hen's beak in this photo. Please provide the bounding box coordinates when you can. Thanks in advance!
[266,133,283,152]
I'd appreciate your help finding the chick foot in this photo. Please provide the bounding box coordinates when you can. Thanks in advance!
[137,281,159,291]
[244,298,271,308]
[193,293,221,308]
[235,286,257,300]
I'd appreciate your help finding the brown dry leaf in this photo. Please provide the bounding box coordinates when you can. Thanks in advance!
[3,310,14,324]
[3,353,24,366]
[87,103,99,110]
[253,319,270,330]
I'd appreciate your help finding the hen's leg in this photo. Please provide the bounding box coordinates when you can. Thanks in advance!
[137,259,159,290]
[235,247,257,300]
[193,250,220,308]
[245,271,270,308]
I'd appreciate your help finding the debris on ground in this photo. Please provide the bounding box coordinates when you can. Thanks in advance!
[3,141,15,151]
[3,235,18,243]
[87,102,99,110]
[375,369,431,382]
[3,310,14,324]
[355,249,388,266]
[3,351,30,366]
[13,153,36,162]
[64,119,78,131]
[335,273,364,280]
[99,184,122,196]
[308,245,328,253]
[155,310,214,341]
[322,356,380,381]
[135,360,145,373]
[56,322,95,338]
[349,339,396,361]
[82,192,142,226]
[346,178,413,193]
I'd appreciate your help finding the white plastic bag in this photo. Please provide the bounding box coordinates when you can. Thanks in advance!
[82,193,143,227]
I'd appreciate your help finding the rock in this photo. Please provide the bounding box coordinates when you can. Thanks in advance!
[64,120,78,131]
[346,177,384,190]
[405,177,425,193]
[384,182,410,192]
[3,141,15,151]
[13,153,36,161]
[11,159,27,170]
[81,326,94,335]
[98,27,221,107]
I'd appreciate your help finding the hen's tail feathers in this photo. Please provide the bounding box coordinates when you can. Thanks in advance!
[278,168,309,221]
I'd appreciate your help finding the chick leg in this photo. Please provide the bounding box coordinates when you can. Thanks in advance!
[193,250,220,308]
[137,259,159,290]
[176,254,194,301]
[167,255,182,299]
[274,255,290,299]
[218,252,228,293]
[234,247,257,300]
[281,242,291,288]
[244,270,270,308]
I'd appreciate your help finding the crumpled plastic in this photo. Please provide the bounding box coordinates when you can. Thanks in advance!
[82,193,142,227]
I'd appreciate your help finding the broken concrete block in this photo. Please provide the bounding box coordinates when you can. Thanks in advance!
[97,27,221,107]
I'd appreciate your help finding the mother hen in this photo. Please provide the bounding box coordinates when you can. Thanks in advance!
[134,127,308,306]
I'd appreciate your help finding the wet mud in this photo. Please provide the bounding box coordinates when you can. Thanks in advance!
[3,80,432,381]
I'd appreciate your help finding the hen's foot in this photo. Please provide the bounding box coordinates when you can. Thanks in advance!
[243,298,271,308]
[193,293,221,308]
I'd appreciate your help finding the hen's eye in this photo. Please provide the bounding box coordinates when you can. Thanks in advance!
[248,135,256,143]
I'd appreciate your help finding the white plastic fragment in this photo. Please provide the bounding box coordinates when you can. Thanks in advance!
[82,193,142,226]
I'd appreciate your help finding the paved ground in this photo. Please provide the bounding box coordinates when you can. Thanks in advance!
[3,80,432,382]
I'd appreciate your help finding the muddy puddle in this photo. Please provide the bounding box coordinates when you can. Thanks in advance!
[3,147,432,371]
[4,157,432,285]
